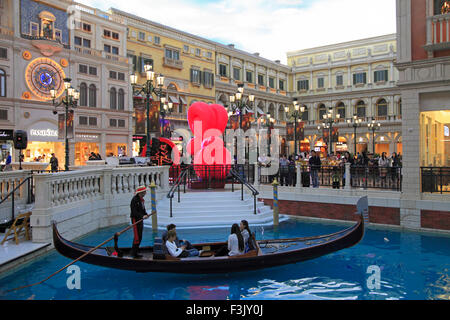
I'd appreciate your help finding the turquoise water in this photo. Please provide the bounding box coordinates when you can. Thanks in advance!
[0,219,449,300]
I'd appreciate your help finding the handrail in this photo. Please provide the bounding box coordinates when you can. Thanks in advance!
[230,168,259,215]
[0,176,33,206]
[167,168,189,218]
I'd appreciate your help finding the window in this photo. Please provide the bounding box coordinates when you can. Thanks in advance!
[118,119,125,127]
[190,69,201,84]
[353,72,367,85]
[112,46,119,55]
[258,74,265,86]
[165,48,180,60]
[74,36,82,46]
[128,54,137,72]
[118,73,125,81]
[219,64,227,77]
[269,77,275,89]
[79,116,88,125]
[203,71,214,88]
[0,109,7,120]
[336,74,344,86]
[137,57,153,73]
[317,77,324,88]
[183,45,189,53]
[104,30,111,38]
[377,99,388,117]
[88,117,97,126]
[301,107,309,121]
[246,71,253,83]
[138,32,146,41]
[318,104,327,120]
[195,48,201,56]
[118,89,125,110]
[297,79,309,91]
[0,69,6,97]
[110,87,117,109]
[154,36,160,45]
[83,39,91,48]
[356,101,366,118]
[233,67,240,81]
[82,23,91,32]
[55,29,62,42]
[0,47,7,59]
[398,99,402,116]
[109,119,117,127]
[206,52,212,59]
[337,102,346,119]
[109,71,117,79]
[434,0,447,15]
[89,66,97,76]
[104,44,111,53]
[88,84,96,107]
[79,64,88,74]
[112,32,119,40]
[79,83,87,106]
[279,80,285,91]
[374,70,388,83]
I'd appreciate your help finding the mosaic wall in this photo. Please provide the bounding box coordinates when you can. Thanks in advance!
[20,0,69,44]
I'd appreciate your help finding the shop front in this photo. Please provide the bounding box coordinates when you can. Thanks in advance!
[300,138,310,154]
[25,121,64,169]
[375,135,390,156]
[334,137,348,154]
[106,135,128,157]
[420,111,450,167]
[0,129,14,165]
[132,135,147,157]
[356,136,368,154]
[75,133,101,166]
[314,139,327,158]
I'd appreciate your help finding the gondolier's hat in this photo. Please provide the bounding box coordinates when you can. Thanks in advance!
[135,185,147,194]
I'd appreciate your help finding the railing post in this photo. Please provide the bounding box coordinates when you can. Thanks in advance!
[254,194,257,215]
[272,179,279,226]
[11,180,15,221]
[297,163,302,189]
[345,163,351,190]
[241,179,244,201]
[255,164,260,186]
[150,182,158,231]
[170,197,173,218]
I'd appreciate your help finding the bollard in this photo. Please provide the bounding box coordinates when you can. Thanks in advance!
[150,182,158,232]
[345,163,351,190]
[272,178,279,226]
[296,163,302,189]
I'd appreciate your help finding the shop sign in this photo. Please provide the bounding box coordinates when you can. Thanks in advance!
[0,130,13,140]
[30,129,58,137]
[75,134,99,142]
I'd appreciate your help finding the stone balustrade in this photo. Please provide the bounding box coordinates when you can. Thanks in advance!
[31,166,170,243]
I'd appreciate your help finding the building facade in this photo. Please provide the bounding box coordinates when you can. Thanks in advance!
[287,34,402,157]
[396,0,450,229]
[0,0,131,169]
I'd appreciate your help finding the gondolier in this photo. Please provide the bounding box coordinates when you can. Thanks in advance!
[130,185,149,258]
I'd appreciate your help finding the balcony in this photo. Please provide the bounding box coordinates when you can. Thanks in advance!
[163,57,183,70]
[75,46,102,58]
[425,13,450,53]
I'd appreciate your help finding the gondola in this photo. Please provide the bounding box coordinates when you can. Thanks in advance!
[52,198,367,274]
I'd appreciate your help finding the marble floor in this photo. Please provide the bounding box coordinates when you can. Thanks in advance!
[0,233,50,267]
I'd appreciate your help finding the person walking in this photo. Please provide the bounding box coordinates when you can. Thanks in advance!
[287,155,296,186]
[279,156,289,186]
[309,150,321,188]
[378,152,390,186]
[130,186,149,258]
[3,152,12,171]
[50,153,59,172]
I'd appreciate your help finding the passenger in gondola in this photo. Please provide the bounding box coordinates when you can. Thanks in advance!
[216,223,245,256]
[166,230,198,258]
[162,224,196,252]
[130,186,149,259]
[240,220,256,253]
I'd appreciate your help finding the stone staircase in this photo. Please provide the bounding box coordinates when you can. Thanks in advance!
[144,190,287,229]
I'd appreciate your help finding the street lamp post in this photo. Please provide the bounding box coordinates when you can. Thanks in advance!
[51,78,79,172]
[317,107,340,155]
[285,98,305,156]
[346,114,363,156]
[368,118,381,155]
[130,63,165,158]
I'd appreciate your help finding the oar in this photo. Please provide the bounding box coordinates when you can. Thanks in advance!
[4,213,154,294]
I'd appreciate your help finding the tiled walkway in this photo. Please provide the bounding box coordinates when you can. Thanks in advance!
[0,234,50,267]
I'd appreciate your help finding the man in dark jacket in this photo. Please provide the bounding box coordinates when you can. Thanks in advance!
[130,186,149,258]
[308,150,321,188]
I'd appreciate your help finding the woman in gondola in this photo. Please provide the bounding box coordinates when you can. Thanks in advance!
[240,220,256,253]
[216,224,245,256]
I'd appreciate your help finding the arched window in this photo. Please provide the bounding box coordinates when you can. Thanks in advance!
[318,104,327,120]
[398,99,402,116]
[278,105,285,121]
[118,89,125,110]
[356,101,366,118]
[110,87,117,109]
[268,104,275,118]
[376,99,388,118]
[336,102,346,119]
[88,84,96,107]
[79,83,87,106]
[0,69,6,97]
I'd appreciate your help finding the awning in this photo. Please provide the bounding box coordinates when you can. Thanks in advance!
[179,96,187,105]
[169,96,179,104]
[257,107,265,115]
[245,107,253,114]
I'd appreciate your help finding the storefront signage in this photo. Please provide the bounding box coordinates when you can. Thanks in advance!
[76,134,99,142]
[0,130,13,140]
[30,129,58,137]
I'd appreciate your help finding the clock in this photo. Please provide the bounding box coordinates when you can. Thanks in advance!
[25,57,66,101]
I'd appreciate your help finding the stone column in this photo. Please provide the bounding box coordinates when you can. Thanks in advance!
[297,163,302,189]
[345,162,351,190]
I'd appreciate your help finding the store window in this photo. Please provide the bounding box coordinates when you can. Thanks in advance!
[420,111,450,167]
[75,142,99,166]
[24,141,64,169]
[106,143,127,157]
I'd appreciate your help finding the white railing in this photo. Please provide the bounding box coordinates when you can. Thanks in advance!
[426,13,450,49]
[0,171,32,204]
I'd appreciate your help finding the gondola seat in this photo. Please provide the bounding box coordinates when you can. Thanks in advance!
[152,238,167,260]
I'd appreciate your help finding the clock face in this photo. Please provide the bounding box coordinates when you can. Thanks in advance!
[25,57,66,101]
